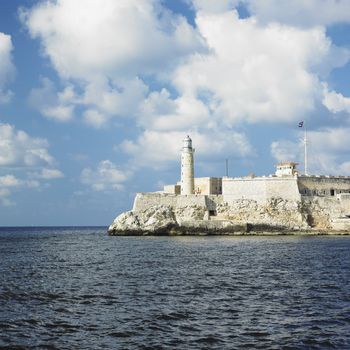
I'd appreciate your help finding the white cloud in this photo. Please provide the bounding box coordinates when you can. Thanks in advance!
[20,0,350,177]
[29,77,75,122]
[138,89,211,131]
[20,0,203,80]
[0,32,15,103]
[0,174,40,206]
[271,139,301,164]
[21,0,204,127]
[83,110,108,129]
[245,0,350,27]
[173,11,349,126]
[118,7,349,169]
[0,188,14,206]
[0,123,55,167]
[81,160,130,191]
[81,77,148,118]
[322,84,350,114]
[30,168,64,180]
[0,124,64,205]
[121,129,253,168]
[271,127,350,175]
[0,175,22,187]
[0,174,39,189]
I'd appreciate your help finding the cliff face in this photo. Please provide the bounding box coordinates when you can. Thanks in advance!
[108,194,349,235]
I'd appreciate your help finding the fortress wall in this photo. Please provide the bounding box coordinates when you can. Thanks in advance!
[338,195,350,215]
[205,195,224,211]
[298,176,350,195]
[133,192,211,212]
[194,177,222,195]
[133,193,178,211]
[223,178,267,203]
[302,196,345,228]
[265,178,301,201]
[176,194,207,208]
[222,177,300,204]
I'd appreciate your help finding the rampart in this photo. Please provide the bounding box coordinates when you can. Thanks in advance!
[133,192,223,212]
[298,176,350,196]
[222,176,301,204]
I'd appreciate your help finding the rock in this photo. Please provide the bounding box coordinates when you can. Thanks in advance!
[108,205,177,235]
[108,194,346,235]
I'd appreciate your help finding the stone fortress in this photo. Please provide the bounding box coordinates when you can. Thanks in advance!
[109,136,350,235]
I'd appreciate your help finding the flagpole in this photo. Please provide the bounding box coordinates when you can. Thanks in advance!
[304,125,308,175]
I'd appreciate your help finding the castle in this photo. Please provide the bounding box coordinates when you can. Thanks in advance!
[163,135,350,205]
[109,136,350,235]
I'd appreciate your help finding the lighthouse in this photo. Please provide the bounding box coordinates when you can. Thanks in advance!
[181,135,195,195]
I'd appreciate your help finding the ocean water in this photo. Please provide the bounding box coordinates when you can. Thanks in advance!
[0,227,349,349]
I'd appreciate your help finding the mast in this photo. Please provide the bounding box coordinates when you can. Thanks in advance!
[304,126,308,175]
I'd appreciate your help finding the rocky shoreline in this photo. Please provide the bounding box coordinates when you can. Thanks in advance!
[108,197,350,236]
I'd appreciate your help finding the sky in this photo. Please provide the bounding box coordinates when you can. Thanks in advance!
[1,0,350,226]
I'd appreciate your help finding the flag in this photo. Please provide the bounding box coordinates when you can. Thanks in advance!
[298,121,304,128]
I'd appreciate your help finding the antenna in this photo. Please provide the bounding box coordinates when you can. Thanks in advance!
[304,126,308,175]
[225,158,229,177]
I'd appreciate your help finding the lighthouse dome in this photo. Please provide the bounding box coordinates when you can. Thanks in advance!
[183,135,192,149]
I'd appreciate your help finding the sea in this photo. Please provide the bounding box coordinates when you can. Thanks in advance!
[0,227,349,350]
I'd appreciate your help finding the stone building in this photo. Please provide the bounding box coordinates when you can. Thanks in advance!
[106,135,350,234]
[194,177,222,195]
[163,135,350,203]
[275,162,299,177]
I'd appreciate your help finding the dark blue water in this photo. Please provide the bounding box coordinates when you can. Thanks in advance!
[0,227,350,349]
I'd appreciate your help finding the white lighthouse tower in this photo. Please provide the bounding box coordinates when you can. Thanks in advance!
[181,135,195,195]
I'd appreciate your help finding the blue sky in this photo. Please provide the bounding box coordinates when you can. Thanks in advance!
[1,0,350,226]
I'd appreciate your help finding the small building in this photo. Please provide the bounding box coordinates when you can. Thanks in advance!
[163,184,181,195]
[164,177,222,195]
[275,162,299,177]
[194,177,222,195]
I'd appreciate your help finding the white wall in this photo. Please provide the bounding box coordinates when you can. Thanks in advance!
[222,177,300,204]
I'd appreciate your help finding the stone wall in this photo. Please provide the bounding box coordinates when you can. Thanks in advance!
[194,177,222,195]
[133,192,212,212]
[133,193,178,211]
[222,176,301,204]
[110,189,350,235]
[298,176,350,196]
[163,184,181,195]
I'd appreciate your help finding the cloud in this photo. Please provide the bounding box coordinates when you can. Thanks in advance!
[172,11,349,126]
[322,84,350,114]
[121,129,253,168]
[29,168,64,180]
[20,0,203,80]
[271,127,350,175]
[271,140,301,164]
[80,160,130,191]
[0,124,63,205]
[119,8,349,169]
[0,174,40,206]
[244,0,350,27]
[29,77,75,122]
[0,123,55,167]
[21,0,350,177]
[138,89,211,131]
[0,32,15,103]
[21,0,204,127]
[0,175,22,188]
[83,109,108,129]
